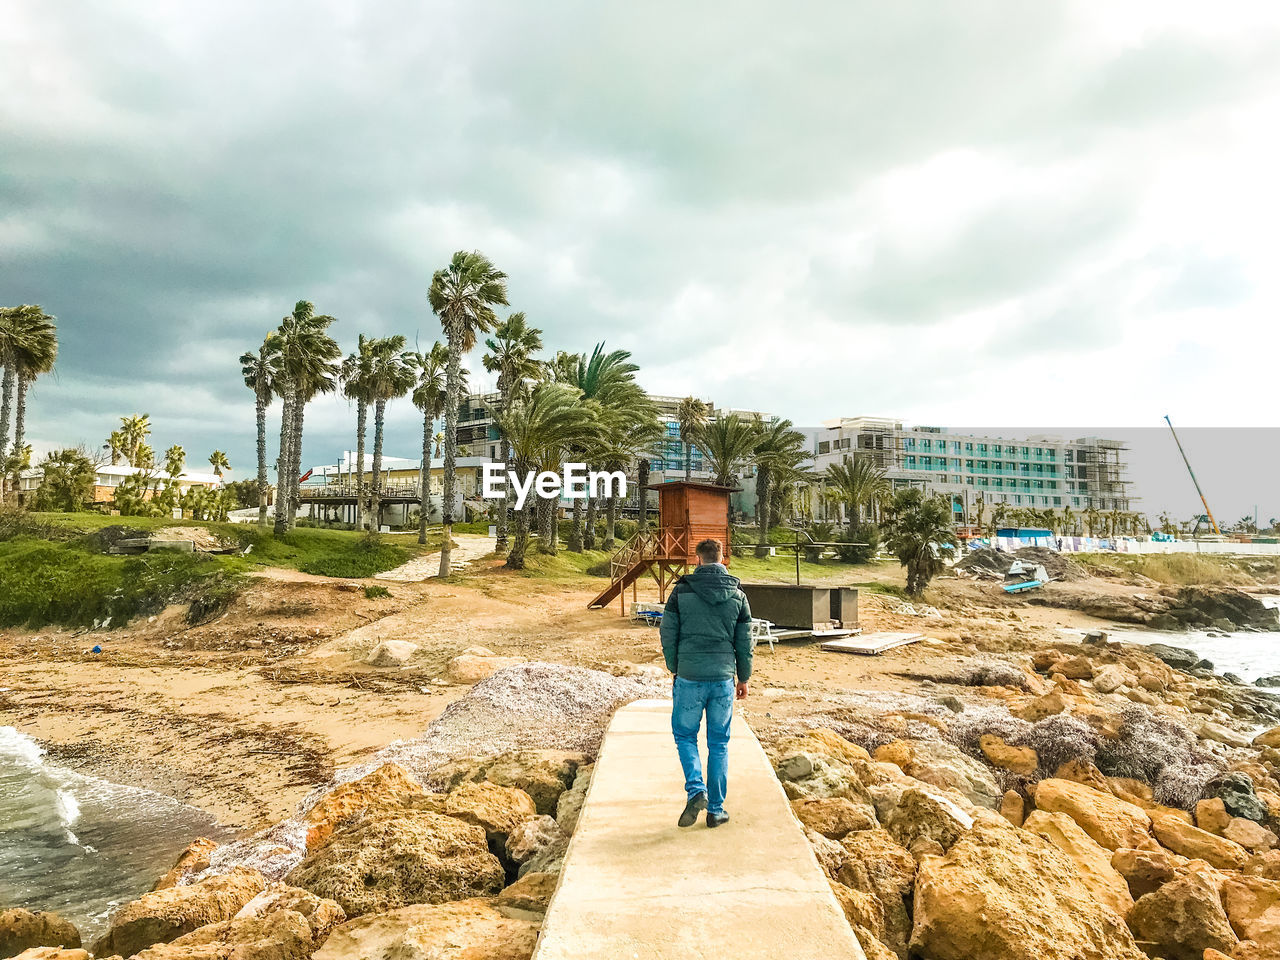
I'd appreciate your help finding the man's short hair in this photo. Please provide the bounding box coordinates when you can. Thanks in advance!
[696,539,723,563]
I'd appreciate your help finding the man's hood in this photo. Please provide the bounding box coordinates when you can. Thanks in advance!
[681,564,742,604]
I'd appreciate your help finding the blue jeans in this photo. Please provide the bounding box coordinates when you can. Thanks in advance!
[671,677,734,816]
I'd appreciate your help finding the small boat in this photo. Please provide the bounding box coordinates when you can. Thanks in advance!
[1003,579,1044,594]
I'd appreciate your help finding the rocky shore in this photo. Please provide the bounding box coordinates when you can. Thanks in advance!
[5,631,1280,959]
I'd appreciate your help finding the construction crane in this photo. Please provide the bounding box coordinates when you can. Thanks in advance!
[1163,414,1220,535]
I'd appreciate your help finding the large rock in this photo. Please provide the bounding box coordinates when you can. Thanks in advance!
[1128,871,1239,960]
[884,788,973,854]
[152,839,220,891]
[233,884,346,944]
[1111,847,1181,900]
[1255,726,1280,750]
[504,816,565,867]
[1222,875,1280,945]
[495,872,557,918]
[910,821,1147,960]
[432,750,585,816]
[775,752,877,806]
[7,951,91,960]
[979,735,1038,776]
[553,762,593,834]
[1091,664,1133,694]
[836,828,916,958]
[1012,690,1067,722]
[312,898,537,960]
[1023,811,1133,918]
[1197,797,1235,835]
[286,811,504,918]
[773,728,872,766]
[364,640,418,667]
[444,782,538,846]
[873,739,1001,808]
[130,908,315,960]
[790,797,876,840]
[1226,817,1279,852]
[1151,813,1250,870]
[0,910,81,957]
[1033,778,1153,851]
[1204,772,1271,823]
[304,763,425,850]
[94,868,267,958]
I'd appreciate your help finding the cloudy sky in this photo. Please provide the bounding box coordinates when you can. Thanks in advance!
[4,1,1278,521]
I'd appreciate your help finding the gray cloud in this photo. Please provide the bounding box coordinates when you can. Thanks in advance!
[4,0,1280,521]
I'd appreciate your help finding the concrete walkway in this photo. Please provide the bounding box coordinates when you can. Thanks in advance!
[373,534,495,582]
[533,699,866,960]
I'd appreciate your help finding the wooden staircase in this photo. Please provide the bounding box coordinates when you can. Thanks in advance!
[587,529,689,612]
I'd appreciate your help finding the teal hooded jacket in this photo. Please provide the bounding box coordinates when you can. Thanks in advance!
[659,564,753,682]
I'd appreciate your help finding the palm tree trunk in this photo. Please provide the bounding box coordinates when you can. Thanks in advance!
[418,411,431,545]
[495,437,511,554]
[354,399,368,530]
[505,490,531,569]
[755,466,770,558]
[371,398,386,534]
[8,374,29,493]
[603,495,617,550]
[256,391,269,529]
[289,398,306,528]
[584,493,598,550]
[438,340,462,576]
[537,494,556,555]
[273,383,295,535]
[569,495,584,552]
[0,362,13,499]
[685,442,692,480]
[637,458,650,529]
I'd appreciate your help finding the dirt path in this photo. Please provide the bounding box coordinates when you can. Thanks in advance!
[374,534,495,582]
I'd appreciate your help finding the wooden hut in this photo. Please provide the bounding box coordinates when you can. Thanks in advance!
[588,481,736,613]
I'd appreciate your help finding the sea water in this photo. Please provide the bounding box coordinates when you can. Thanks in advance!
[0,726,229,939]
[1062,596,1280,685]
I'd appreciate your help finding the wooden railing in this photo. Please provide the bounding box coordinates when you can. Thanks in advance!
[298,482,425,500]
[608,527,688,582]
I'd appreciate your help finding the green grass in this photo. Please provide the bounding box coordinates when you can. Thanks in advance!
[0,512,447,629]
[0,537,242,629]
[364,584,392,599]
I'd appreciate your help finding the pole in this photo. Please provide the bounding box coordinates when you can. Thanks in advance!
[1163,415,1220,535]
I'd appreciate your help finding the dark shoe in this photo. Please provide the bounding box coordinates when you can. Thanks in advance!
[706,810,730,828]
[678,793,707,827]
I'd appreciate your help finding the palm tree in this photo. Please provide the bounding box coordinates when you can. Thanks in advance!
[4,306,57,492]
[483,313,544,554]
[240,334,278,528]
[556,343,654,553]
[366,336,414,532]
[208,450,230,480]
[408,342,450,544]
[106,430,126,466]
[119,414,152,466]
[340,335,378,530]
[271,301,340,535]
[494,382,598,569]
[429,250,509,575]
[696,413,758,487]
[823,456,889,525]
[676,396,709,480]
[751,416,808,553]
[886,495,956,596]
[0,308,19,484]
[1060,505,1076,536]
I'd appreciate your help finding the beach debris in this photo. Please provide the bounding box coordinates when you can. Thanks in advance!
[821,632,922,655]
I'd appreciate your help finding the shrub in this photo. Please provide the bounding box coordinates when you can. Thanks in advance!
[836,523,879,564]
[938,659,1032,691]
[364,585,392,599]
[1093,704,1223,809]
[1022,713,1100,775]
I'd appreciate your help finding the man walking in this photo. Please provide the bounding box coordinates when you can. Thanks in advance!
[659,538,753,828]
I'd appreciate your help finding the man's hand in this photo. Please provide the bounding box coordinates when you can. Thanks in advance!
[736,681,749,700]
